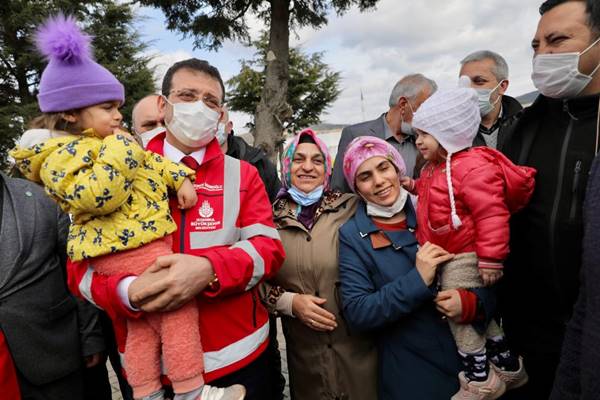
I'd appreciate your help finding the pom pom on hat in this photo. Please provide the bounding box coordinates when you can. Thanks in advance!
[35,14,124,113]
[36,14,92,64]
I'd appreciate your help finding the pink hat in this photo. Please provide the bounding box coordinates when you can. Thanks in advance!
[342,136,406,193]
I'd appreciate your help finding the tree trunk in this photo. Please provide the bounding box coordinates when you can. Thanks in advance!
[253,0,291,164]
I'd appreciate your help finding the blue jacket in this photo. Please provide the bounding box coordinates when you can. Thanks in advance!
[339,201,493,400]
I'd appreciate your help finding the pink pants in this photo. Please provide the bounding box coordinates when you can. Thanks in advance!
[94,236,204,398]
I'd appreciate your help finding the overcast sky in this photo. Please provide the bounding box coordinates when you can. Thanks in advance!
[136,0,541,133]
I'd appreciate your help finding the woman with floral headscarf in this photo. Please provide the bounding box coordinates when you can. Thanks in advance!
[262,129,377,399]
[338,136,496,400]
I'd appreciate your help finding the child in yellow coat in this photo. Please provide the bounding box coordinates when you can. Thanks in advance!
[10,15,244,400]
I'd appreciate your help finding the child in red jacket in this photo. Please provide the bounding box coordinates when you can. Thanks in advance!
[402,87,535,400]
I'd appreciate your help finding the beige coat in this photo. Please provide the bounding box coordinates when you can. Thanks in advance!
[269,192,378,400]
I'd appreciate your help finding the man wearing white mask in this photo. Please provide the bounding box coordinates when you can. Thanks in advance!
[66,58,285,400]
[459,50,523,151]
[499,1,600,399]
[131,94,165,147]
[331,73,437,191]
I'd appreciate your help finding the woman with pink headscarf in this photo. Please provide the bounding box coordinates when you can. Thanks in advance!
[262,129,377,399]
[338,136,497,400]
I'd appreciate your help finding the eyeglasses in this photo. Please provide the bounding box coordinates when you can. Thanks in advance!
[168,89,222,111]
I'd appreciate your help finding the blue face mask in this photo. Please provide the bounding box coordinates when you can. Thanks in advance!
[288,185,324,207]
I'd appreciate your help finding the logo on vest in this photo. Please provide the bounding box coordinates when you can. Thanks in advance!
[198,200,214,218]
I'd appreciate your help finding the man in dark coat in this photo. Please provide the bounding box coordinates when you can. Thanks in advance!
[459,50,523,151]
[0,171,105,399]
[499,1,600,398]
[330,73,437,191]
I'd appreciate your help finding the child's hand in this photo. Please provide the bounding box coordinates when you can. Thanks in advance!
[479,269,503,286]
[400,176,413,190]
[177,178,197,209]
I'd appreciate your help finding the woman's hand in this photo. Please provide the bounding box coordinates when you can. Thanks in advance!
[415,242,454,286]
[435,290,462,321]
[84,352,105,368]
[479,269,503,286]
[291,294,338,332]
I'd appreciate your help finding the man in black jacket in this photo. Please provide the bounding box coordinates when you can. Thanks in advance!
[499,1,600,399]
[219,106,282,202]
[459,50,523,151]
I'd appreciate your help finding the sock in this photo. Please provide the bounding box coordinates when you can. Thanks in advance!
[486,336,520,371]
[141,390,165,400]
[173,385,203,400]
[459,350,489,382]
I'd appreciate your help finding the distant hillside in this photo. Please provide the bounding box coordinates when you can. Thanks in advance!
[516,90,538,106]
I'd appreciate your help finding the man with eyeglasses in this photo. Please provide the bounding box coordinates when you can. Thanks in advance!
[330,73,437,192]
[67,58,285,400]
[459,50,523,151]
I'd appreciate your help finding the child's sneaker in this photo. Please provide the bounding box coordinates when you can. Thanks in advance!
[451,368,506,400]
[197,384,246,400]
[490,356,528,390]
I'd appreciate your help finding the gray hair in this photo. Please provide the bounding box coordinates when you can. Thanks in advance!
[460,50,509,82]
[388,74,438,108]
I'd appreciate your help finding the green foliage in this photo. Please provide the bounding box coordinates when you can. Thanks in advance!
[136,0,379,51]
[0,0,156,170]
[227,34,341,133]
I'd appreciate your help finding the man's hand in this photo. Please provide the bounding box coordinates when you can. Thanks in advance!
[177,178,198,209]
[84,352,105,368]
[130,254,215,313]
[435,290,462,321]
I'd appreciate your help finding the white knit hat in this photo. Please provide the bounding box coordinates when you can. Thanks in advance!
[412,87,481,230]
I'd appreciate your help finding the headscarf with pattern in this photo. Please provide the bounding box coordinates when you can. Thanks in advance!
[280,128,332,190]
[342,136,406,193]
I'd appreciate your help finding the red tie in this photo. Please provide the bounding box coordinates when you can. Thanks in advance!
[181,155,199,170]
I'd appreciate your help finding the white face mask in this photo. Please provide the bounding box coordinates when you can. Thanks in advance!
[365,187,408,218]
[138,126,165,148]
[475,80,503,117]
[164,96,220,148]
[216,123,227,145]
[532,36,600,99]
[400,99,416,136]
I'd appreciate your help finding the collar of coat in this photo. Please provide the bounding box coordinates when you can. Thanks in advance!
[353,198,418,250]
[273,190,355,230]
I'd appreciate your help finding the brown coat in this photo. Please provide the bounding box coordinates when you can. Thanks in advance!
[271,192,378,400]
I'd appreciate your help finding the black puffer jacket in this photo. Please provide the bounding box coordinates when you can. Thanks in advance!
[500,93,600,355]
[472,94,523,151]
[226,133,281,203]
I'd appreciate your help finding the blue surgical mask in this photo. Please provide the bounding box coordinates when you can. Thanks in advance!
[475,80,503,117]
[216,123,227,145]
[288,185,324,207]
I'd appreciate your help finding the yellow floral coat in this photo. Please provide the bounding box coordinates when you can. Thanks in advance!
[10,130,194,261]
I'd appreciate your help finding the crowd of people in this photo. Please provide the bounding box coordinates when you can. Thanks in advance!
[1,0,600,399]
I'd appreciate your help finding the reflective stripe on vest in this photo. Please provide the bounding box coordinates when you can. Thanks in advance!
[118,320,269,374]
[190,156,241,249]
[231,240,265,290]
[79,266,100,309]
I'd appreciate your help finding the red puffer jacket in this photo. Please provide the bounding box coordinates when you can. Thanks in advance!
[410,147,536,269]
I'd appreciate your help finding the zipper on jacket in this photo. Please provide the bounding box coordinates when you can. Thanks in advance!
[251,290,257,328]
[180,209,186,253]
[548,115,574,311]
[569,160,582,221]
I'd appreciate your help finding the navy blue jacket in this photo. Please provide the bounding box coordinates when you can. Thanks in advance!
[339,201,494,400]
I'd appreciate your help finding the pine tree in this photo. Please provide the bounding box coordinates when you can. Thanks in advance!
[227,33,341,134]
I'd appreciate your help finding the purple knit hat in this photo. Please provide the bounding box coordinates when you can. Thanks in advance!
[343,136,406,193]
[35,14,125,112]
